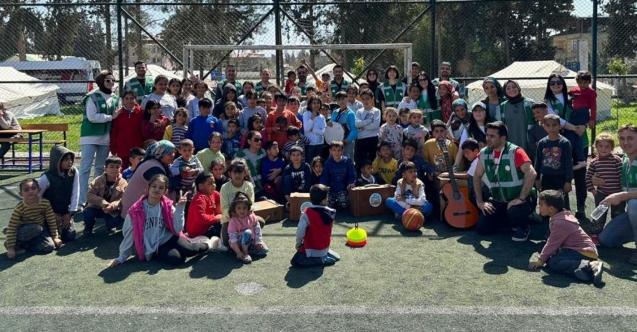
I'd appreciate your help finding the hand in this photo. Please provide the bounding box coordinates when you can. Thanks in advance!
[296,242,303,249]
[102,206,114,214]
[112,107,122,119]
[268,168,282,180]
[108,260,120,267]
[591,176,605,187]
[588,119,595,129]
[601,192,624,207]
[575,125,585,136]
[477,201,496,215]
[327,122,333,127]
[591,190,598,197]
[272,126,279,133]
[6,247,15,259]
[439,172,449,178]
[507,198,524,209]
[343,139,348,145]
[347,183,354,190]
[150,113,159,123]
[0,109,4,116]
[215,214,223,221]
[563,182,572,194]
[187,170,196,177]
[61,214,72,229]
[274,176,281,184]
[528,260,543,269]
[53,238,62,249]
[396,195,405,202]
[183,166,191,173]
[101,201,110,209]
[535,180,542,191]
[55,213,64,224]
[176,191,187,206]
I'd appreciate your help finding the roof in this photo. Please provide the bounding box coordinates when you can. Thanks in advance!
[0,57,97,71]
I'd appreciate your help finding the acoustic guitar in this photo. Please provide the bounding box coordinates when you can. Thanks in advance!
[436,139,478,228]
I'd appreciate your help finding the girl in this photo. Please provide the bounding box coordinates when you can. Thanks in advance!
[141,75,177,121]
[379,107,403,160]
[219,101,240,134]
[500,80,535,154]
[303,95,326,161]
[213,84,243,118]
[240,114,268,149]
[178,78,195,108]
[238,81,254,108]
[110,174,221,267]
[309,156,324,186]
[385,161,433,219]
[228,192,269,263]
[236,131,266,198]
[79,70,121,207]
[186,172,229,249]
[142,99,170,142]
[188,82,209,119]
[417,72,439,128]
[447,99,470,144]
[437,81,458,123]
[377,65,406,111]
[453,102,493,169]
[163,108,189,149]
[110,90,144,170]
[481,77,506,120]
[210,159,229,192]
[168,78,182,102]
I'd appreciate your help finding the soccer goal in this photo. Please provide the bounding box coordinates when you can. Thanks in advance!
[182,43,413,85]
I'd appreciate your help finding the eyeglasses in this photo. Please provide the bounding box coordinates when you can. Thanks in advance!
[549,81,562,86]
[418,79,427,82]
[104,79,114,83]
[252,138,262,142]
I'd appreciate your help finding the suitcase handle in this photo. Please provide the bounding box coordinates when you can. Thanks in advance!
[363,184,381,188]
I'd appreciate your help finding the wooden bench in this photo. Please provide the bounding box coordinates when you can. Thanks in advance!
[0,123,68,165]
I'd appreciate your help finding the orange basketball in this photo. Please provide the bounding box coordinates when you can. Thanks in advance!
[402,208,424,231]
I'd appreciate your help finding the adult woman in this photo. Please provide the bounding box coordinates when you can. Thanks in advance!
[78,70,121,207]
[235,130,266,199]
[141,75,177,121]
[416,72,439,128]
[480,77,505,120]
[376,65,407,111]
[500,80,534,155]
[179,78,195,108]
[437,81,458,123]
[0,102,21,160]
[120,140,176,217]
[453,102,494,167]
[365,69,381,94]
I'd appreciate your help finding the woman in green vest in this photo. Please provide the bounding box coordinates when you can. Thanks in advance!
[416,71,439,128]
[79,70,122,206]
[499,80,535,156]
[376,65,407,111]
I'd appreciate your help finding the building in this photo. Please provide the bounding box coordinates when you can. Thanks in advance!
[127,34,173,70]
[551,17,609,72]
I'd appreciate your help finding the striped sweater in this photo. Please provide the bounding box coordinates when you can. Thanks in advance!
[585,155,623,195]
[6,199,58,247]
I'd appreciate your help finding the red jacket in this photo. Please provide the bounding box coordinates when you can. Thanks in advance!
[186,191,221,237]
[110,105,144,168]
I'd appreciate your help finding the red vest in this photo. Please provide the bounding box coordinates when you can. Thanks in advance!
[300,207,333,252]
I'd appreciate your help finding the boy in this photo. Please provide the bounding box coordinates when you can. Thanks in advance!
[83,156,128,235]
[534,114,573,211]
[398,108,411,129]
[239,91,268,131]
[267,92,302,147]
[403,109,430,155]
[373,140,398,185]
[37,146,79,243]
[423,119,457,174]
[184,97,222,152]
[529,190,603,286]
[392,139,436,185]
[196,132,225,172]
[355,89,381,174]
[282,146,313,208]
[529,102,549,150]
[568,71,596,170]
[442,138,482,205]
[282,126,309,161]
[122,147,145,182]
[291,184,340,267]
[261,141,286,200]
[171,139,204,191]
[385,161,433,219]
[5,179,61,259]
[397,85,420,111]
[285,70,297,95]
[320,141,356,210]
[346,86,363,111]
[355,159,376,186]
[222,118,242,160]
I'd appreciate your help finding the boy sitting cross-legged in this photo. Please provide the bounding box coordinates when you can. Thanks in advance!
[83,156,128,236]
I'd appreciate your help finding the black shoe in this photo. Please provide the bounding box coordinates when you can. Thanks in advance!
[575,211,586,219]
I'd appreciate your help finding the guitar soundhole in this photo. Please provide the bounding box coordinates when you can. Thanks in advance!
[452,192,462,201]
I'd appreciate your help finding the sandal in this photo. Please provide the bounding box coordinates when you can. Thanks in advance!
[591,261,603,286]
[242,254,253,264]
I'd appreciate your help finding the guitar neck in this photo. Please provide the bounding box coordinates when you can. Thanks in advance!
[438,140,460,193]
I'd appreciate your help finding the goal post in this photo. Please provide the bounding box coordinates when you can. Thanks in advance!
[182,43,413,85]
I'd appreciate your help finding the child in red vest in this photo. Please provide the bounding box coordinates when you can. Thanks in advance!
[291,184,340,267]
[185,172,229,255]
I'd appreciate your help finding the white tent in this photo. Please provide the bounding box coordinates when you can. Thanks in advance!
[122,64,182,82]
[466,61,615,120]
[0,67,61,119]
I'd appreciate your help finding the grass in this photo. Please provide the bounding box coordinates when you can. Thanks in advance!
[17,105,82,153]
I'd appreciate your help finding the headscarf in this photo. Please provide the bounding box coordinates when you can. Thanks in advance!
[451,99,467,111]
[95,70,114,95]
[145,140,175,161]
[482,77,504,100]
[366,69,380,93]
[438,81,456,123]
[504,80,524,105]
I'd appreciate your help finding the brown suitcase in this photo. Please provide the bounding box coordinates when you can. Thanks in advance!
[289,192,312,221]
[253,199,284,223]
[348,184,396,217]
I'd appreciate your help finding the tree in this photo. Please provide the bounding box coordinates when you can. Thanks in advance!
[72,17,107,62]
[602,0,637,59]
[0,6,44,61]
[43,0,82,60]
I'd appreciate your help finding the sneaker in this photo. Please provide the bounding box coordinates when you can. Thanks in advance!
[82,228,93,237]
[629,252,637,265]
[512,227,530,242]
[323,256,337,266]
[205,236,221,253]
[216,239,229,252]
[242,254,253,264]
[591,234,600,246]
[591,261,604,286]
[394,213,402,221]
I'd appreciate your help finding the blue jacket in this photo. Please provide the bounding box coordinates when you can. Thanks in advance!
[320,155,355,192]
[392,156,436,185]
[185,115,222,151]
[330,108,358,143]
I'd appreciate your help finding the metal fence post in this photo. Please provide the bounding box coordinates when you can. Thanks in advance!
[117,0,124,95]
[430,0,436,76]
[591,0,598,156]
[274,0,282,86]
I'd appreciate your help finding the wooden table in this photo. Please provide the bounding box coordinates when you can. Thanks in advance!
[0,129,47,173]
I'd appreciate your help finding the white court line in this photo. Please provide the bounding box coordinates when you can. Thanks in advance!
[1,306,637,316]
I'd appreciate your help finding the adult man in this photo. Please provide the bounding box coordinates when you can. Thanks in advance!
[402,61,420,86]
[598,125,637,264]
[255,68,272,94]
[296,62,310,96]
[124,61,153,104]
[432,61,463,98]
[330,65,351,96]
[215,65,242,103]
[473,121,536,241]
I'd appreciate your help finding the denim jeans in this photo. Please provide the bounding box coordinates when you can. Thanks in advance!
[79,144,110,205]
[599,199,637,247]
[290,249,340,267]
[546,249,594,281]
[83,207,122,231]
[385,197,433,217]
[240,229,269,256]
[591,191,626,235]
[566,109,590,163]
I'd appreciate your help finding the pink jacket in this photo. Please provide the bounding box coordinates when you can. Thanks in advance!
[539,210,598,263]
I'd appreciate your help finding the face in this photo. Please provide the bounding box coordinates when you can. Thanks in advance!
[463,148,479,161]
[196,84,207,96]
[337,96,348,108]
[199,177,216,195]
[361,94,374,108]
[169,82,181,95]
[135,63,146,76]
[320,93,330,104]
[227,123,238,135]
[330,146,344,161]
[252,118,263,131]
[439,64,451,78]
[226,67,236,80]
[297,68,307,81]
[411,65,419,77]
[292,89,301,98]
[312,161,323,175]
[225,106,237,118]
[322,75,330,82]
[104,75,115,91]
[619,129,637,156]
[537,200,553,217]
[243,84,253,93]
[533,108,547,122]
[418,75,428,88]
[235,202,249,218]
[310,99,321,112]
[247,95,257,108]
[542,119,561,135]
[209,137,222,152]
[549,77,563,94]
[486,128,505,149]
[385,111,397,124]
[61,154,73,170]
[403,168,417,182]
[472,107,486,122]
[362,165,373,176]
[483,82,497,97]
[409,87,420,100]
[175,112,187,124]
[199,106,211,117]
[290,151,302,164]
[454,106,467,119]
[263,94,273,108]
[367,71,377,81]
[211,164,225,178]
[505,82,519,98]
[577,79,590,89]
[319,106,330,118]
[123,94,136,108]
[276,98,287,110]
[231,169,245,183]
[333,67,343,79]
[409,114,423,126]
[182,80,193,93]
[155,78,169,94]
[180,145,194,159]
[400,112,410,124]
[260,69,270,82]
[249,133,262,149]
[104,163,121,179]
[380,145,391,159]
[432,126,447,139]
[402,146,416,160]
[267,143,279,157]
[288,73,297,82]
[159,150,175,165]
[288,101,299,113]
[595,140,613,157]
[20,181,40,201]
[130,155,144,168]
[347,90,357,101]
[438,85,449,96]
[387,69,397,80]
[148,179,168,199]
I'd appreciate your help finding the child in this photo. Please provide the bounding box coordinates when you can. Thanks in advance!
[282,146,313,208]
[403,109,430,155]
[287,96,302,125]
[142,100,170,142]
[186,172,228,250]
[185,98,222,153]
[397,84,421,112]
[222,118,242,160]
[122,147,146,182]
[385,161,433,219]
[5,179,61,259]
[219,101,240,134]
[320,141,356,210]
[304,95,326,160]
[331,91,358,160]
[379,107,404,160]
[586,133,624,245]
[267,92,303,147]
[37,146,79,243]
[447,99,469,145]
[110,90,144,170]
[373,140,398,185]
[290,87,302,100]
[346,86,363,111]
[239,91,268,131]
[291,184,340,267]
[285,70,296,95]
[109,174,221,267]
[237,81,254,108]
[423,119,457,174]
[568,71,597,167]
[309,156,324,186]
[529,102,549,150]
[83,156,128,236]
[355,89,381,173]
[210,159,229,192]
[534,114,573,211]
[240,114,268,149]
[171,139,204,192]
[228,192,269,264]
[391,139,436,185]
[188,81,208,119]
[398,107,411,129]
[355,159,377,186]
[261,141,286,200]
[528,190,603,286]
[163,108,189,149]
[196,132,225,173]
[237,131,267,197]
[282,126,309,161]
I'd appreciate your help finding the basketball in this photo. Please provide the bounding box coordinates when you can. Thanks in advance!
[402,208,424,231]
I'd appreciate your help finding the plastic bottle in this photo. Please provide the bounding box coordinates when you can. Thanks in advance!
[590,203,609,221]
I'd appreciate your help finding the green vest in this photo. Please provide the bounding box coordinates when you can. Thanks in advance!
[81,92,119,137]
[125,76,153,104]
[330,79,350,96]
[480,142,525,202]
[418,93,441,127]
[548,98,589,148]
[255,81,270,93]
[621,154,637,192]
[378,81,406,108]
[220,79,243,96]
[297,82,309,96]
